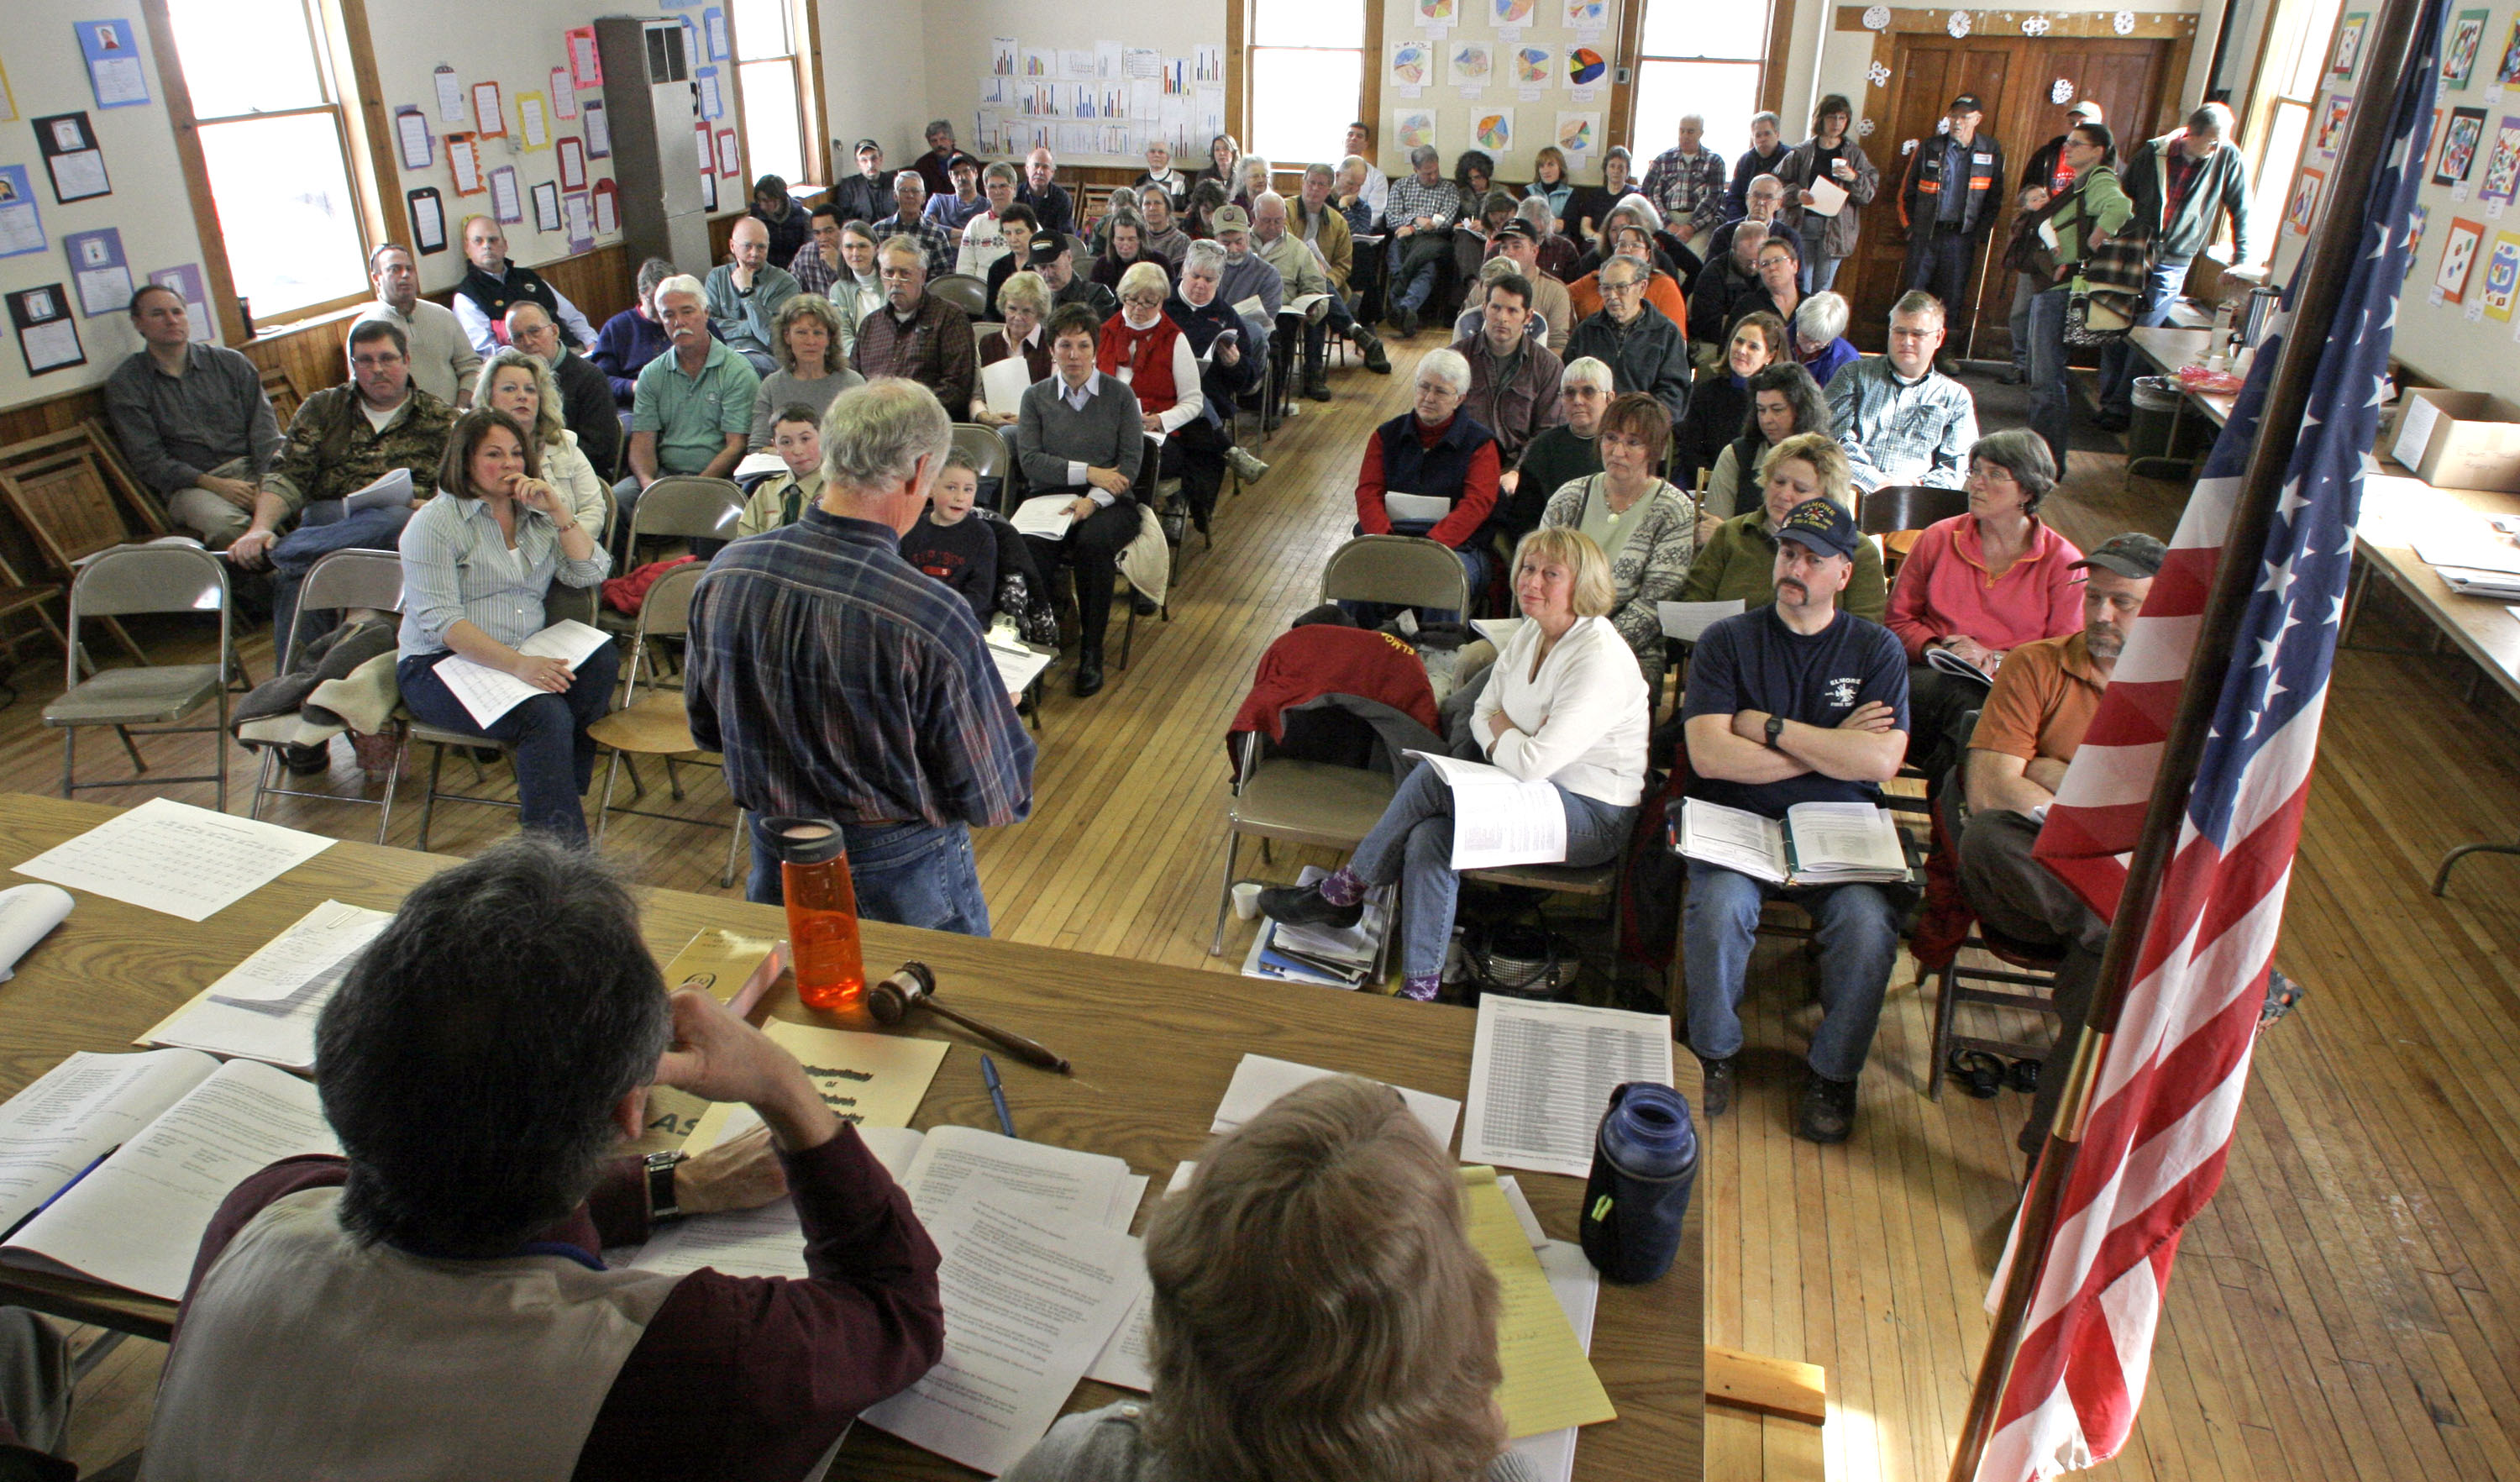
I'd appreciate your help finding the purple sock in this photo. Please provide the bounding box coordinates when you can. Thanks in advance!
[1401,973,1441,1001]
[1318,867,1364,907]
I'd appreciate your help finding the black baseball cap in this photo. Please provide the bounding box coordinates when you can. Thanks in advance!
[853,138,882,155]
[1493,218,1538,243]
[1950,93,1985,113]
[1026,236,1070,265]
[2072,533,2167,579]
[948,152,981,172]
[1776,498,1860,562]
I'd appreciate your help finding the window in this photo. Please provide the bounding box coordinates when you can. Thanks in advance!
[2239,0,2345,266]
[1630,0,1774,166]
[165,0,369,319]
[1247,0,1366,167]
[732,0,806,187]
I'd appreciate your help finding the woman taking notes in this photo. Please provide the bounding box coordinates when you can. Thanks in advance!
[1262,528,1648,1003]
[1540,392,1699,683]
[396,409,615,845]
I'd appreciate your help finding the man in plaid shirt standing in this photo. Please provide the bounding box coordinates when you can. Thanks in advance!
[1641,114,1730,265]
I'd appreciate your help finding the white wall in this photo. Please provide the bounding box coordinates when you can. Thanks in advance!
[817,0,933,166]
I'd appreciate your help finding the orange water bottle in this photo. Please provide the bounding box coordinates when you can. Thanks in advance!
[768,817,864,1012]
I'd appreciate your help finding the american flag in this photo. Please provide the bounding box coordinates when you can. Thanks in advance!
[1975,8,2442,1478]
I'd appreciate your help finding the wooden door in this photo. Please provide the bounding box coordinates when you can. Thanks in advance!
[1847,34,2174,358]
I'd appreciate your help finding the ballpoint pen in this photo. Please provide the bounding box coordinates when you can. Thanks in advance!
[981,1053,1016,1138]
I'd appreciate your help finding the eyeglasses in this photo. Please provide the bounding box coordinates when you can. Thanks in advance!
[1599,278,1642,295]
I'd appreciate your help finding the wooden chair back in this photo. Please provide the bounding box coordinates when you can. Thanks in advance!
[0,425,171,575]
[260,365,305,428]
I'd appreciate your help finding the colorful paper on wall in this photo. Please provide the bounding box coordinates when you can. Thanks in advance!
[2481,231,2520,320]
[74,19,150,109]
[0,166,45,258]
[565,26,603,88]
[60,226,129,317]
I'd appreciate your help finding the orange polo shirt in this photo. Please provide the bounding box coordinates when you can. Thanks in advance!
[1968,631,2107,765]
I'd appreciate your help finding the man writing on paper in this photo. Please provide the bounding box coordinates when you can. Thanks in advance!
[1956,532,2160,1157]
[144,838,945,1480]
[1680,467,1908,1143]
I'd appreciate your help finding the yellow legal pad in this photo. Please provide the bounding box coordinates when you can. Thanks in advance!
[1460,1164,1619,1437]
[684,1020,950,1151]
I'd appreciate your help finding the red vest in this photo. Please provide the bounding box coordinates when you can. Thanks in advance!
[1097,313,1181,414]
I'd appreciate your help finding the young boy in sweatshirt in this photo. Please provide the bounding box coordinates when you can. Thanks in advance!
[900,453,1000,622]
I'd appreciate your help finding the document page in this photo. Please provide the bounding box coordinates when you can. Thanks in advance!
[1460,1165,1617,1437]
[981,357,1034,418]
[0,1049,219,1235]
[900,1124,1131,1223]
[1786,801,1908,875]
[2,1059,338,1301]
[1010,494,1078,539]
[426,620,612,728]
[15,798,336,922]
[1803,176,1849,217]
[0,883,73,982]
[1676,797,1787,882]
[1210,1054,1461,1149]
[1383,491,1456,523]
[1462,996,1675,1179]
[992,644,1053,696]
[1506,1239,1607,1482]
[1656,598,1744,642]
[139,901,392,1072]
[342,467,414,515]
[1405,752,1569,870]
[2391,393,2442,470]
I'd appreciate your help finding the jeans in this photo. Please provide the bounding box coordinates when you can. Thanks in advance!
[1903,223,1981,329]
[1349,762,1636,978]
[396,642,622,847]
[1341,524,1490,626]
[2097,253,2193,413]
[1388,233,1452,313]
[1683,858,1903,1080]
[270,501,413,650]
[2008,272,2042,374]
[1799,225,1840,293]
[747,814,990,935]
[1293,294,1361,380]
[1956,807,2108,1155]
[1161,419,1232,530]
[2025,284,2074,468]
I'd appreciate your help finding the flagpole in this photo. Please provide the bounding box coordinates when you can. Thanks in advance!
[1945,2,2432,1475]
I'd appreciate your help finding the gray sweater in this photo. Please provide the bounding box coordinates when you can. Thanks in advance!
[748,365,865,449]
[1002,1402,1540,1482]
[1016,370,1146,503]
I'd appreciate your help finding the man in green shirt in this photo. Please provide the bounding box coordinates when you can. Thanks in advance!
[620,274,759,544]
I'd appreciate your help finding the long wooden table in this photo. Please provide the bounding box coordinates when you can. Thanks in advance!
[0,793,1702,1481]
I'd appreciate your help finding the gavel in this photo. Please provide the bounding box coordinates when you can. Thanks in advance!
[866,961,1071,1074]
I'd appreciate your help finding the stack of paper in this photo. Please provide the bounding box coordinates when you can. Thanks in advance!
[427,620,615,728]
[1010,494,1079,539]
[1405,751,1569,869]
[1461,1164,1618,1438]
[1210,1053,1462,1147]
[1462,996,1675,1180]
[1240,866,1389,988]
[138,900,395,1073]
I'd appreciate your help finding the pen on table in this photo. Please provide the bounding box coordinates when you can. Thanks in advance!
[6,1145,116,1241]
[981,1054,1016,1138]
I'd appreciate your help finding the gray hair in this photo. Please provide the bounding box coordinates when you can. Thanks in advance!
[1305,161,1335,183]
[2188,102,2233,134]
[877,234,927,269]
[1751,110,1781,132]
[1679,113,1705,130]
[1747,173,1784,198]
[1562,356,1615,395]
[1107,185,1142,213]
[1794,291,1850,344]
[1239,155,1273,187]
[1408,144,1441,168]
[822,378,953,494]
[983,160,1018,186]
[1254,189,1287,213]
[1601,253,1650,286]
[1970,428,2059,511]
[1416,347,1472,397]
[1338,153,1370,179]
[890,169,926,192]
[654,273,706,308]
[1119,260,1172,302]
[1183,239,1228,278]
[1515,196,1553,230]
[996,270,1052,319]
[1608,195,1665,234]
[1890,288,1947,326]
[474,348,564,445]
[926,118,955,138]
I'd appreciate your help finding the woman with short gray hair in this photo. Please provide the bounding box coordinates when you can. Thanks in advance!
[1790,290,1861,385]
[1349,346,1499,618]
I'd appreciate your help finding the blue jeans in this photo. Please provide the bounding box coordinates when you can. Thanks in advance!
[1799,225,1839,293]
[2097,253,2193,413]
[1387,233,1451,313]
[1350,762,1637,979]
[747,815,991,936]
[1683,859,1902,1080]
[1342,523,1490,626]
[2026,284,2074,468]
[397,642,621,847]
[270,501,413,649]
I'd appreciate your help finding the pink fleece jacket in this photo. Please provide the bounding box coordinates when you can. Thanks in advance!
[1884,513,2086,660]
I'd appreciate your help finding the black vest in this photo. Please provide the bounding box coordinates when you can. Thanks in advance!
[1377,411,1497,512]
[455,263,561,343]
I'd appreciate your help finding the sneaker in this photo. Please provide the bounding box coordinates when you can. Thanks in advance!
[1794,1072,1859,1144]
[1698,1055,1737,1119]
[1256,882,1363,930]
[1227,447,1271,486]
[1391,305,1418,339]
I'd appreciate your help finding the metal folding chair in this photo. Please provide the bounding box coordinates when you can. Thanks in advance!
[1320,533,1471,617]
[244,549,405,841]
[44,544,236,811]
[928,274,990,320]
[587,562,744,887]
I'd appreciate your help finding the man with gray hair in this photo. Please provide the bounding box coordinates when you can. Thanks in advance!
[689,378,1035,927]
[507,300,621,475]
[873,171,958,279]
[912,118,960,198]
[850,237,975,418]
[1689,216,1771,345]
[356,244,478,407]
[1726,111,1791,218]
[620,273,759,534]
[1562,253,1692,424]
[2097,102,2255,428]
[1641,113,1727,258]
[1705,173,1788,270]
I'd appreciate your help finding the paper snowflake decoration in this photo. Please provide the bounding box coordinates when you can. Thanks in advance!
[2022,14,2051,34]
[2113,8,2135,33]
[1858,117,1877,138]
[2051,78,2075,104]
[1902,137,1919,155]
[1869,60,1892,87]
[1862,4,1892,28]
[1947,9,1971,37]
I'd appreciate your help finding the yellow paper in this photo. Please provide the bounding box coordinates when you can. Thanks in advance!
[685,1021,949,1152]
[1459,1164,1617,1437]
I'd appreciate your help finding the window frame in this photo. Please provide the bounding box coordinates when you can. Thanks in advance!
[727,0,826,192]
[1613,0,1783,166]
[2236,0,2346,269]
[1233,0,1376,192]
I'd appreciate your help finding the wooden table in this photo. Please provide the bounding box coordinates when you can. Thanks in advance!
[0,794,1702,1482]
[2127,326,2236,428]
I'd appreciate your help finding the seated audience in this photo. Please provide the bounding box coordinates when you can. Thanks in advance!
[1136,139,1189,208]
[1192,134,1240,193]
[738,404,825,537]
[358,243,477,408]
[830,139,894,229]
[1453,150,1497,202]
[975,271,1053,429]
[1352,349,1499,608]
[1567,218,1688,327]
[475,347,609,539]
[978,204,1042,315]
[1168,242,1273,491]
[900,453,999,622]
[1341,122,1389,215]
[1958,533,2161,1155]
[925,152,990,233]
[1568,145,1641,245]
[1002,1075,1532,1482]
[1528,145,1575,230]
[1453,187,1520,287]
[1231,155,1275,213]
[1791,292,1861,386]
[1675,311,1785,485]
[1775,94,1878,292]
[1020,304,1148,698]
[748,294,864,450]
[1449,271,1564,468]
[141,840,943,1477]
[1087,187,1142,257]
[1092,211,1174,295]
[1211,206,1284,346]
[1829,290,1978,491]
[1027,234,1117,321]
[1104,261,1226,537]
[1684,486,1908,1145]
[103,283,281,549]
[1562,255,1691,426]
[506,300,622,476]
[592,257,681,411]
[1383,145,1467,338]
[912,118,960,198]
[790,203,849,297]
[1140,189,1192,265]
[1252,190,1379,398]
[1263,528,1646,1000]
[1725,233,1803,345]
[1540,392,1700,681]
[1331,154,1379,239]
[1682,429,1887,619]
[1887,429,2086,774]
[874,171,959,280]
[706,218,799,375]
[1184,179,1231,240]
[1288,165,1357,307]
[1473,221,1572,355]
[852,239,976,420]
[1707,172,1789,268]
[396,410,615,843]
[451,215,596,358]
[1500,355,1610,540]
[1018,147,1076,239]
[1509,196,1584,284]
[1705,360,1831,522]
[746,174,810,267]
[1689,216,1772,347]
[1727,113,1793,218]
[619,275,759,533]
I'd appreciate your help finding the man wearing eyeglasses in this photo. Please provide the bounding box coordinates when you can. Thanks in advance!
[848,237,976,418]
[1561,254,1691,425]
[1826,290,1979,491]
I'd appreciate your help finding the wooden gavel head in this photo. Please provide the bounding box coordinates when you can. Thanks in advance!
[864,960,937,1026]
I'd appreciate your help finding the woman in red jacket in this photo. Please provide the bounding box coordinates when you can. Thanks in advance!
[1099,261,1228,533]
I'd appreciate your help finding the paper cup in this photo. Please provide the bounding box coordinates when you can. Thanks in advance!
[1232,881,1263,920]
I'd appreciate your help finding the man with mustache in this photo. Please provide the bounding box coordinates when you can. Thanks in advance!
[1956,532,2162,1157]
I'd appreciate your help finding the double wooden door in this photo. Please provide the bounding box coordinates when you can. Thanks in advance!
[1844,34,2178,358]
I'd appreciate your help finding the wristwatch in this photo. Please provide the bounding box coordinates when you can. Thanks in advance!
[1764,714,1788,750]
[645,1149,689,1222]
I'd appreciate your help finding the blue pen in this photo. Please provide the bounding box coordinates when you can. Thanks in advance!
[981,1054,1016,1138]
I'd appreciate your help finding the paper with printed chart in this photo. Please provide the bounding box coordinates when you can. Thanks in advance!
[1462,996,1673,1178]
[15,798,335,922]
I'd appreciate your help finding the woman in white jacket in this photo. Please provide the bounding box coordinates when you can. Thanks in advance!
[1259,527,1650,1001]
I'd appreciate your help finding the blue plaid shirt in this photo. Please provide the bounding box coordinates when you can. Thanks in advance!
[686,508,1036,828]
[1826,355,1979,491]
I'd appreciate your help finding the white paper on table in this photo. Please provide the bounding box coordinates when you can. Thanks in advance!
[992,645,1053,696]
[1210,1054,1462,1149]
[15,798,334,923]
[1803,176,1849,217]
[1656,598,1743,642]
[1496,1175,1549,1248]
[1404,751,1568,870]
[982,356,1035,418]
[899,1124,1134,1225]
[139,901,392,1072]
[1506,1239,1604,1482]
[0,884,72,982]
[1084,1236,1157,1392]
[0,1048,218,1235]
[1462,996,1674,1179]
[1384,491,1455,523]
[635,1125,923,1278]
[425,620,612,728]
[2391,394,2444,470]
[1011,494,1079,539]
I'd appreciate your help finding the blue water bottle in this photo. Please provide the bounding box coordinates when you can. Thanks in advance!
[1578,1081,1697,1284]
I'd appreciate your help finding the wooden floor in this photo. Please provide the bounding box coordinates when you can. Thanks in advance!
[18,347,2520,1481]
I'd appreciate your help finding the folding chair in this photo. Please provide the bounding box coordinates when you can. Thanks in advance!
[1320,534,1470,618]
[1919,771,2064,1099]
[952,423,1015,511]
[587,562,745,888]
[927,274,990,320]
[1858,485,1970,576]
[259,365,306,429]
[600,476,744,639]
[0,426,173,666]
[44,544,236,811]
[244,549,405,841]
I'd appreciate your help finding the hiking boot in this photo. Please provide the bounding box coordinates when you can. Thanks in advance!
[1358,331,1392,373]
[1305,371,1332,402]
[1698,1055,1737,1119]
[1795,1071,1859,1144]
[1257,882,1363,930]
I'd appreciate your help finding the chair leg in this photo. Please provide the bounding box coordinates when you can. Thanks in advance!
[722,807,744,890]
[418,743,447,852]
[372,726,408,846]
[1119,601,1135,670]
[248,745,278,821]
[114,726,145,774]
[593,749,625,843]
[215,695,229,813]
[1927,957,1961,1101]
[59,728,73,801]
[665,755,686,802]
[1210,831,1245,956]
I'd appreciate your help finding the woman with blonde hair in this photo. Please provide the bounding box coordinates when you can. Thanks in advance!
[1004,1075,1532,1482]
[974,271,1053,427]
[1678,429,1887,618]
[747,292,862,449]
[1262,526,1650,1002]
[473,348,608,539]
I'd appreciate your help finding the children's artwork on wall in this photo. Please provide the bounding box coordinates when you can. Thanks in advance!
[2438,216,2485,302]
[2481,117,2520,208]
[2481,232,2520,320]
[2331,12,2369,78]
[2447,8,2490,88]
[1397,108,1439,149]
[2497,17,2520,85]
[2316,93,2353,154]
[1473,109,1513,153]
[2439,107,2488,186]
[2286,169,2324,236]
[2405,204,2430,278]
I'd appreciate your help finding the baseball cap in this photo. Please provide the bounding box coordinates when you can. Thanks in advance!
[1493,218,1538,243]
[2071,533,2167,579]
[1775,498,1860,562]
[1949,93,1985,113]
[948,152,981,171]
[853,138,882,155]
[1212,204,1251,233]
[2066,100,2103,120]
[1026,235,1069,265]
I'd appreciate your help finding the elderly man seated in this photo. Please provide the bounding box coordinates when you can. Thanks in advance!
[1026,233,1116,321]
[1706,174,1790,272]
[1019,305,1147,699]
[874,170,960,280]
[103,284,281,549]
[618,274,759,540]
[1689,217,1772,349]
[1828,290,1978,491]
[1210,206,1284,348]
[141,838,944,1476]
[851,237,976,421]
[357,244,477,408]
[1016,147,1077,239]
[1250,190,1378,401]
[1351,348,1499,619]
[1447,270,1563,471]
[1381,145,1467,338]
[1562,253,1691,426]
